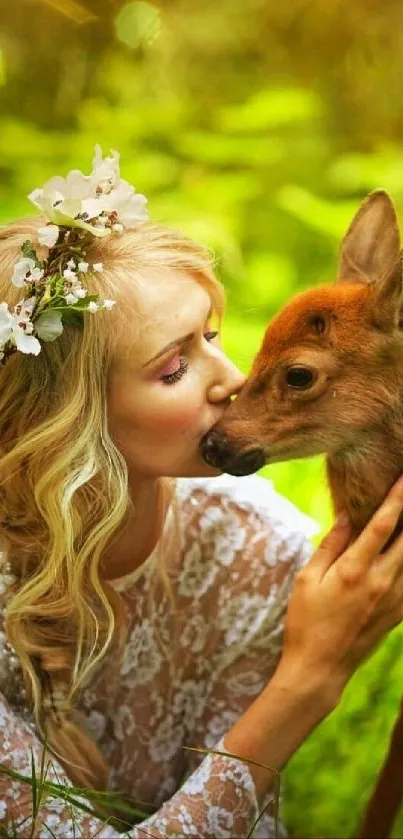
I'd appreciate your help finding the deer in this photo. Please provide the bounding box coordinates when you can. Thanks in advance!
[199,188,403,838]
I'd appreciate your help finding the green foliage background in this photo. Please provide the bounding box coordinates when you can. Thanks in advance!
[2,1,403,835]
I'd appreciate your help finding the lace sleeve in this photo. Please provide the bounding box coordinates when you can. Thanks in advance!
[0,688,259,838]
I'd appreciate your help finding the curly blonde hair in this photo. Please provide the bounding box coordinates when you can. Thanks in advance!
[0,217,225,790]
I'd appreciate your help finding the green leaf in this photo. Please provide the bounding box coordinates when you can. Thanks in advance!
[21,240,39,263]
[60,310,85,329]
[276,185,359,239]
[218,87,322,133]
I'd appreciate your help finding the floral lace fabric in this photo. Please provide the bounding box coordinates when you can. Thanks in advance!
[0,473,317,838]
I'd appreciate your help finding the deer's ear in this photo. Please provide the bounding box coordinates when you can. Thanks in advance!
[337,190,400,286]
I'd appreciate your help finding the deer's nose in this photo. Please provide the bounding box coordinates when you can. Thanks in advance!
[200,430,265,476]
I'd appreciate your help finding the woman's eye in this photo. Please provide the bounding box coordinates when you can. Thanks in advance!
[159,330,218,385]
[160,355,189,385]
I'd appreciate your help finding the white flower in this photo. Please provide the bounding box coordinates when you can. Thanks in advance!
[37,224,59,248]
[88,301,99,313]
[72,287,87,299]
[30,267,44,282]
[92,262,103,272]
[23,297,36,315]
[66,258,76,270]
[92,144,120,189]
[35,310,63,342]
[103,298,116,310]
[28,145,148,237]
[65,293,78,305]
[78,260,89,273]
[63,268,76,282]
[11,258,36,288]
[0,303,41,355]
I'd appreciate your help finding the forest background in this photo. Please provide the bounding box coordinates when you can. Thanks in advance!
[1,0,403,835]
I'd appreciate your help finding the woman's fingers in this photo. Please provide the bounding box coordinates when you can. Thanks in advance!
[345,476,403,571]
[307,513,352,576]
[374,519,403,581]
[352,596,403,661]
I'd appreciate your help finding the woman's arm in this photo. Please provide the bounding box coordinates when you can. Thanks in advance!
[224,656,334,800]
[226,475,403,799]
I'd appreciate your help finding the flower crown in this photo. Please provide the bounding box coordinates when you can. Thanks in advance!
[0,145,148,366]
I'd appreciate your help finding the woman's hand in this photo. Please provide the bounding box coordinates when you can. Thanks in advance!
[277,473,403,707]
[224,475,403,799]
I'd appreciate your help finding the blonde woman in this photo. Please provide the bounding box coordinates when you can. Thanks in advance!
[1,148,403,839]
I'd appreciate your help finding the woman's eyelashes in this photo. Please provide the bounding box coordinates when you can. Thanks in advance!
[161,355,189,384]
[160,330,219,385]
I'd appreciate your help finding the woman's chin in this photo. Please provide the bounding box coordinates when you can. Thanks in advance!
[173,457,224,478]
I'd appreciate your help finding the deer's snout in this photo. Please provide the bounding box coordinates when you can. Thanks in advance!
[200,429,266,476]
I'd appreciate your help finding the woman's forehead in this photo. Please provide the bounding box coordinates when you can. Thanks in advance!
[111,268,212,365]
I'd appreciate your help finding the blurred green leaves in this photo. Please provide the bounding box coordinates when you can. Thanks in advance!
[115,2,162,49]
[277,185,359,238]
[218,87,322,132]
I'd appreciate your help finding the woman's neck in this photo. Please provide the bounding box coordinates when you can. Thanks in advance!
[100,477,172,581]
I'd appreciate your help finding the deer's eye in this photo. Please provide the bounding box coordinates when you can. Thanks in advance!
[309,315,326,335]
[286,367,314,389]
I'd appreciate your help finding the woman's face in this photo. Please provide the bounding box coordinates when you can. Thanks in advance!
[107,268,245,479]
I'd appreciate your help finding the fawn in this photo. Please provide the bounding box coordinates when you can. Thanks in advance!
[200,189,403,838]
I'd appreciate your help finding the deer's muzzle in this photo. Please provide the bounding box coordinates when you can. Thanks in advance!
[200,429,266,475]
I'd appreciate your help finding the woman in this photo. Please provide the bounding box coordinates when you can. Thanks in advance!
[1,147,403,838]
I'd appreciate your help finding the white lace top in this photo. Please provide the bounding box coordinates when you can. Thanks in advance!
[0,473,318,838]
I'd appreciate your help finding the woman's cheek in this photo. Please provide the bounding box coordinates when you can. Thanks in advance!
[156,403,201,434]
[146,389,202,434]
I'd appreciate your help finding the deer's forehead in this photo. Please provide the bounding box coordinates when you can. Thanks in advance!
[265,286,371,344]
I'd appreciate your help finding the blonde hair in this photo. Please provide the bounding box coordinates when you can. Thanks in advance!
[0,217,225,790]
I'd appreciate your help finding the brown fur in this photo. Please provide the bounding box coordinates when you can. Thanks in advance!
[209,190,403,836]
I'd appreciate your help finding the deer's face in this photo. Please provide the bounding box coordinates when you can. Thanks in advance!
[200,190,403,476]
[201,285,402,475]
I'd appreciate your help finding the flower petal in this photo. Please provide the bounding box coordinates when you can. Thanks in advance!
[35,310,63,342]
[11,257,36,288]
[65,170,91,198]
[37,224,59,248]
[119,195,148,227]
[0,305,13,346]
[14,330,41,355]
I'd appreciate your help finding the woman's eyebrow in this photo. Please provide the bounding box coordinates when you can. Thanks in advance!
[142,304,213,368]
[142,332,194,368]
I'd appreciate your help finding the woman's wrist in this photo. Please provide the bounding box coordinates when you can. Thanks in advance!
[271,653,344,716]
[223,659,338,800]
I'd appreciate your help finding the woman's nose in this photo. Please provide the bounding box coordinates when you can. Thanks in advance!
[208,362,246,404]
